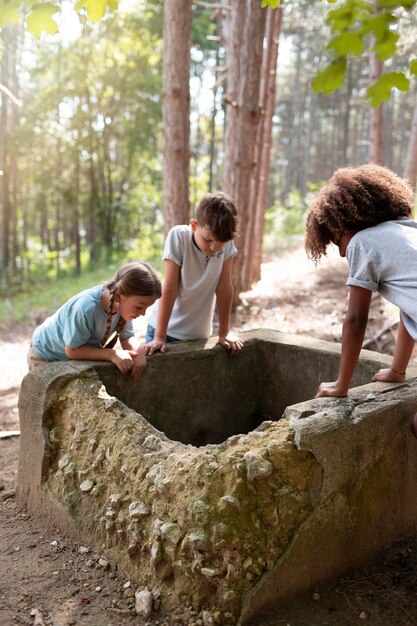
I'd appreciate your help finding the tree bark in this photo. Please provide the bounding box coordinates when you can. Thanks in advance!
[242,5,283,289]
[162,0,192,232]
[0,28,11,275]
[405,98,417,191]
[369,42,384,164]
[222,0,266,303]
[221,0,244,197]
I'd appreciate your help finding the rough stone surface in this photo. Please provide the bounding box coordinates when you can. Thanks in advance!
[17,330,417,625]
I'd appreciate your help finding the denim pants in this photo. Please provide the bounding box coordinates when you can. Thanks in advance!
[145,325,180,344]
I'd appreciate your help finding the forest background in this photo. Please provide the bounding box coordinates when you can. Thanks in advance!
[1,0,417,327]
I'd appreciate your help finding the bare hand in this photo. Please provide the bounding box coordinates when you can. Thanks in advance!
[218,332,244,356]
[315,381,348,398]
[110,349,135,374]
[372,367,406,383]
[143,336,167,355]
[130,347,148,381]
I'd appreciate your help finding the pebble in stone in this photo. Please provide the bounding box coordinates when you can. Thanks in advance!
[135,588,153,618]
[80,480,94,492]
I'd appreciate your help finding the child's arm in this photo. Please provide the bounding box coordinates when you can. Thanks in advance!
[145,259,180,355]
[120,336,147,381]
[65,344,136,374]
[316,286,372,397]
[215,257,244,355]
[372,316,415,382]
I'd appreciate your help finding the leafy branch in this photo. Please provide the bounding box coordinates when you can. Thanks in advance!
[261,0,417,106]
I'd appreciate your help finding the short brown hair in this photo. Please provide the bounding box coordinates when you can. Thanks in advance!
[305,164,414,263]
[195,191,238,242]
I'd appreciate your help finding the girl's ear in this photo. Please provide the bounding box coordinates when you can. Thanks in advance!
[190,219,197,232]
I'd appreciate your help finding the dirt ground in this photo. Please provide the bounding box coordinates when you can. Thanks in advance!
[1,242,417,626]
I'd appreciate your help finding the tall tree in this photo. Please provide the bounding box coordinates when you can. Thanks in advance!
[243,4,283,289]
[162,0,192,233]
[222,0,266,302]
[221,0,245,197]
[368,22,384,164]
[405,97,417,190]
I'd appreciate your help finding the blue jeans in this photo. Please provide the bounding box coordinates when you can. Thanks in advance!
[145,325,180,344]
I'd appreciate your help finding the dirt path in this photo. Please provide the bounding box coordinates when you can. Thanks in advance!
[1,246,417,626]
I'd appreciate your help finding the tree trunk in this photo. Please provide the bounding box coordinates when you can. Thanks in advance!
[162,0,192,232]
[405,98,417,191]
[221,0,245,197]
[369,42,384,164]
[284,34,302,198]
[0,28,11,276]
[222,1,266,303]
[242,5,283,289]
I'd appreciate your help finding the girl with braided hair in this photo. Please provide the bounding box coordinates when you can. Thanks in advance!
[305,163,417,397]
[29,262,161,380]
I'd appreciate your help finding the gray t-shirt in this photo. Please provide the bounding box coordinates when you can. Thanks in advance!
[346,218,417,339]
[148,224,237,340]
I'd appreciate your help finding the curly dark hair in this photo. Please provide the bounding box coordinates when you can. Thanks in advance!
[305,164,415,263]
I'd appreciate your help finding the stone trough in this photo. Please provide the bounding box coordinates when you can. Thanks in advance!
[17,329,417,624]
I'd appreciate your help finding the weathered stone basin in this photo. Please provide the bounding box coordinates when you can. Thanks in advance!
[17,329,417,624]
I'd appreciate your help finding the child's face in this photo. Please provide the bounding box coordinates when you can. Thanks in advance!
[190,220,226,256]
[116,293,158,321]
[332,233,354,258]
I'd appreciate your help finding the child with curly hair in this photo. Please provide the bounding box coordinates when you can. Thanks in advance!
[29,262,161,380]
[305,163,417,397]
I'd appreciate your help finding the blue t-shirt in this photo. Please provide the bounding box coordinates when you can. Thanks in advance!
[32,284,135,361]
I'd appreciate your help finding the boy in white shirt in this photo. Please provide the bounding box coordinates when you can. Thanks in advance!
[145,191,243,355]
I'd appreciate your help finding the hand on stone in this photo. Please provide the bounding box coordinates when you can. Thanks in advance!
[110,349,135,374]
[218,332,244,356]
[130,347,148,381]
[143,336,167,355]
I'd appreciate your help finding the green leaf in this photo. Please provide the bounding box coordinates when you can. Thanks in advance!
[367,71,410,107]
[0,2,20,29]
[312,58,347,95]
[362,13,396,40]
[260,0,281,7]
[371,30,399,60]
[26,3,59,39]
[327,1,372,31]
[327,31,365,56]
[409,59,417,76]
[75,0,118,22]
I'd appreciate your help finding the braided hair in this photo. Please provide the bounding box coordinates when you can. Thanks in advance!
[101,262,161,347]
[305,164,415,263]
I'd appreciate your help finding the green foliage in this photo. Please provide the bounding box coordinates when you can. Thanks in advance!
[312,58,347,94]
[26,3,59,37]
[0,221,164,328]
[1,4,164,295]
[75,0,118,22]
[261,0,281,8]
[0,259,124,327]
[367,70,410,106]
[0,2,20,28]
[314,0,417,104]
[0,0,119,37]
[263,0,417,105]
